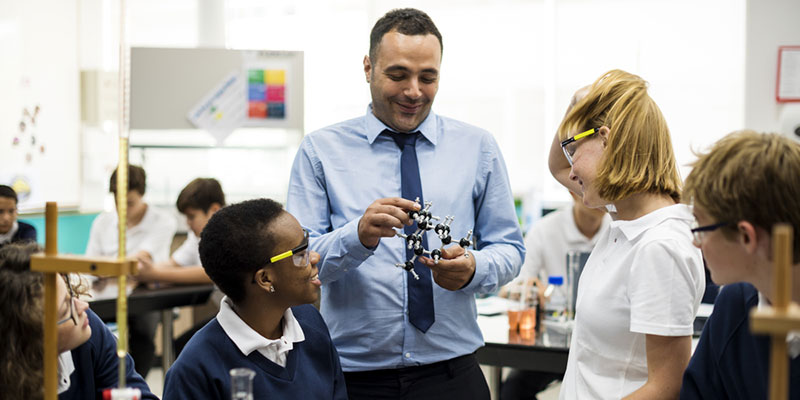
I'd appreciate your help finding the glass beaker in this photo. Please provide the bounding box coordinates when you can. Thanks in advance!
[566,251,580,318]
[230,367,256,400]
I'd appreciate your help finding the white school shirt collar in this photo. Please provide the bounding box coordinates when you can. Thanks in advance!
[757,292,800,359]
[0,221,18,244]
[57,350,75,394]
[611,204,693,242]
[216,296,305,367]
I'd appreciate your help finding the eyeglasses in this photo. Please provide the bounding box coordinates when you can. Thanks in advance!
[690,220,731,246]
[561,128,598,166]
[268,229,310,267]
[56,274,77,326]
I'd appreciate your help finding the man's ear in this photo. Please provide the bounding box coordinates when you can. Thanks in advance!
[363,55,372,83]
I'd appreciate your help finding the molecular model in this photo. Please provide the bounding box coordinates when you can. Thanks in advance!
[395,198,474,280]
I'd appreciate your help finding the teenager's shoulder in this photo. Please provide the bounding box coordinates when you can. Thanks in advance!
[714,283,759,316]
[181,318,226,349]
[17,220,36,233]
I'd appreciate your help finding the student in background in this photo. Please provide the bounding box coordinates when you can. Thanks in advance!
[136,177,224,284]
[163,198,347,400]
[0,185,37,249]
[548,70,705,399]
[681,131,800,399]
[500,190,609,400]
[516,190,608,285]
[0,242,157,400]
[135,177,224,356]
[85,164,177,378]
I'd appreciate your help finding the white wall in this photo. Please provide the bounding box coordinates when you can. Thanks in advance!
[745,0,800,137]
[3,0,784,218]
[0,0,81,210]
[221,0,747,213]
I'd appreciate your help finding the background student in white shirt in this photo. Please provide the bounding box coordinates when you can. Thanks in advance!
[136,177,224,284]
[548,70,705,399]
[136,177,225,356]
[517,190,609,285]
[84,164,177,378]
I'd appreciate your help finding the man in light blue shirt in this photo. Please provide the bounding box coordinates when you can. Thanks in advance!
[287,8,524,399]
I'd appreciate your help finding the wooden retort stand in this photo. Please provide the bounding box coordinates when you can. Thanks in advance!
[30,202,137,400]
[30,0,135,398]
[750,224,800,399]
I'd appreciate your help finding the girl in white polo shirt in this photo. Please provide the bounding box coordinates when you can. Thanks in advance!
[547,69,705,399]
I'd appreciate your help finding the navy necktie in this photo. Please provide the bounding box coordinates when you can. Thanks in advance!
[385,129,435,333]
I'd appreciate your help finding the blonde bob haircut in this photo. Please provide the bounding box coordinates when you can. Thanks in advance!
[558,69,681,202]
[684,131,800,262]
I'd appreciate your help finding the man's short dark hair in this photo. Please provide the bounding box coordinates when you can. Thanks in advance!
[109,165,146,196]
[369,8,443,62]
[0,185,17,204]
[176,178,225,214]
[199,198,284,303]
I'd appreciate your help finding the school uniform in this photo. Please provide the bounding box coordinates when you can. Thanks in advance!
[560,204,705,399]
[681,282,800,399]
[0,220,37,249]
[163,299,347,400]
[58,309,157,400]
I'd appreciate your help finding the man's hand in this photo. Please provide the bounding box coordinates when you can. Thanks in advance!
[357,197,420,248]
[420,245,476,291]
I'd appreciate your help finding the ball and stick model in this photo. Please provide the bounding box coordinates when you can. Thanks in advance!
[395,198,474,279]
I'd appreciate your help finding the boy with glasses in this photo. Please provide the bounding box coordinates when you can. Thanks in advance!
[163,199,347,399]
[681,130,800,398]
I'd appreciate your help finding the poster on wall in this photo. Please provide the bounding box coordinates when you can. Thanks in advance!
[131,47,303,139]
[776,46,800,102]
[186,71,247,143]
[242,51,293,128]
[246,67,287,121]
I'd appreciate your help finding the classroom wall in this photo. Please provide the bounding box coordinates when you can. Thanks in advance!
[745,0,800,137]
[4,0,797,219]
[0,0,81,210]
[203,0,749,211]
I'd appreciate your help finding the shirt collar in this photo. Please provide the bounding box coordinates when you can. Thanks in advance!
[364,103,439,145]
[57,350,75,394]
[216,296,305,357]
[610,204,692,241]
[757,292,800,359]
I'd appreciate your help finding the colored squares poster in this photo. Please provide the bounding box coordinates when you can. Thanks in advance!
[248,69,286,120]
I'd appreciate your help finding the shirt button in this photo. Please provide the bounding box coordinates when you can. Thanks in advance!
[404,353,411,358]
